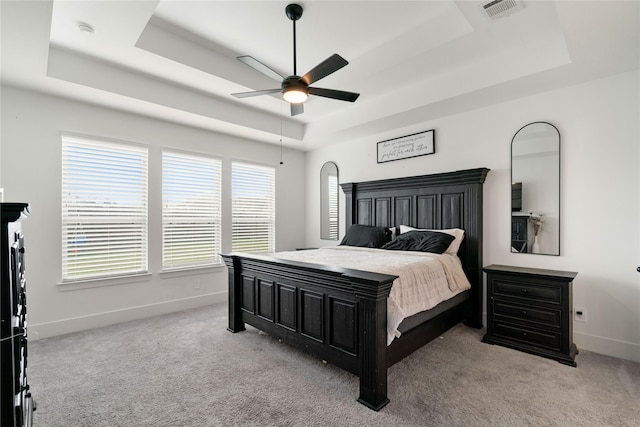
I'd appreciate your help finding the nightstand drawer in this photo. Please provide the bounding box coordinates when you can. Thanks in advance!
[492,279,561,304]
[493,321,561,352]
[493,301,561,328]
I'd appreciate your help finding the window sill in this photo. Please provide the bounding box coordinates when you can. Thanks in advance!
[57,272,152,292]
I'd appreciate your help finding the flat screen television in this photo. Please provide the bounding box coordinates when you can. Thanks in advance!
[512,182,522,212]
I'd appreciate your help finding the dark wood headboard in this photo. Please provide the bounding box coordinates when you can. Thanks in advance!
[340,167,490,328]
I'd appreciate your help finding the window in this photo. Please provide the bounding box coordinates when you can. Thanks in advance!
[232,162,275,253]
[62,135,148,281]
[162,151,222,269]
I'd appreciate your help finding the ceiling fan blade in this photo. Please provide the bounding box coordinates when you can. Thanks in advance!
[301,54,349,85]
[308,87,360,102]
[237,55,286,82]
[291,103,304,116]
[231,88,281,99]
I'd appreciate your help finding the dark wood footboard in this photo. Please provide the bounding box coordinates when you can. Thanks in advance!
[222,253,397,410]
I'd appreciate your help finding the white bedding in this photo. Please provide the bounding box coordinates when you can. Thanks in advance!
[271,246,471,345]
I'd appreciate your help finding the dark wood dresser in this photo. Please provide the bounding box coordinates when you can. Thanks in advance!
[1,203,35,426]
[482,264,578,366]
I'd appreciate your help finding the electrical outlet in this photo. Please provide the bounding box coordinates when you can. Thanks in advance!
[574,307,586,322]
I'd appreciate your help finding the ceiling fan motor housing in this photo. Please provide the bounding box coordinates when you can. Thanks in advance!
[282,76,307,91]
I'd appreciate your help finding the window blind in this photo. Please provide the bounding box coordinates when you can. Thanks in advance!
[231,162,275,254]
[162,151,222,269]
[328,174,339,240]
[61,135,148,281]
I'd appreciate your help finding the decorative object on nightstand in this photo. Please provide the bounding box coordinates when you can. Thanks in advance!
[528,212,544,253]
[531,235,541,253]
[482,264,578,366]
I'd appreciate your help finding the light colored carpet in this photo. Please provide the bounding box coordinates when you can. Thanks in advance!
[28,303,639,426]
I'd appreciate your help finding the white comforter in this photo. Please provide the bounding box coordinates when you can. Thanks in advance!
[271,246,471,345]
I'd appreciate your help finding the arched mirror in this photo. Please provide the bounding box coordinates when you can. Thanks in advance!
[320,161,339,240]
[511,122,560,255]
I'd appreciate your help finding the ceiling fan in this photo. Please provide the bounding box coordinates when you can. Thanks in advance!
[231,3,360,116]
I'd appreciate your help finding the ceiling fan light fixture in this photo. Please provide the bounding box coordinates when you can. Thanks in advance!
[283,87,308,103]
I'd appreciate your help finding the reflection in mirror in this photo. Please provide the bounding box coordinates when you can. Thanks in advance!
[511,122,560,255]
[320,161,339,240]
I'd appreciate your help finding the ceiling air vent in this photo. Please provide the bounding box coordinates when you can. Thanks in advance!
[481,0,523,19]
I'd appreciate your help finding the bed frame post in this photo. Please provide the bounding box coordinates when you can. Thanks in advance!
[222,254,245,333]
[461,170,488,329]
[353,278,394,411]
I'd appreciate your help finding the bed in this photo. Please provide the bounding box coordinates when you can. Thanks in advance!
[221,167,489,410]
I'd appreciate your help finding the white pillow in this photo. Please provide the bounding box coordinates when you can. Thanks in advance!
[388,226,397,240]
[398,225,465,255]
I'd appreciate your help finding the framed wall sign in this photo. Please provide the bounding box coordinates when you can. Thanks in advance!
[377,129,435,163]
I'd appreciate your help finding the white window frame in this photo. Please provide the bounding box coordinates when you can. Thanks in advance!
[61,134,148,282]
[162,150,222,270]
[231,162,276,254]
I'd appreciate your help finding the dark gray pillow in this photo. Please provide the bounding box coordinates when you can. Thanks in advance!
[340,224,392,248]
[381,230,455,254]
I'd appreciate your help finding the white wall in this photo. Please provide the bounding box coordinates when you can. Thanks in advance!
[0,86,306,339]
[305,70,640,363]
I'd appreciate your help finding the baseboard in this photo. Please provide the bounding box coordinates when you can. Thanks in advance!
[29,299,640,363]
[29,292,227,340]
[574,331,640,363]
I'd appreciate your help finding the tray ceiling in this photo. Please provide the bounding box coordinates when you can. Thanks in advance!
[1,1,638,150]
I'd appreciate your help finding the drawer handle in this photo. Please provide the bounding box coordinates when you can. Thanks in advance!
[520,288,528,294]
[521,310,527,316]
[522,332,527,336]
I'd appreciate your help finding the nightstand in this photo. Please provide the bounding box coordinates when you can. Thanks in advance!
[482,264,578,366]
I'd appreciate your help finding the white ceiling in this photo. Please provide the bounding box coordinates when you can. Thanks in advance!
[1,1,638,150]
